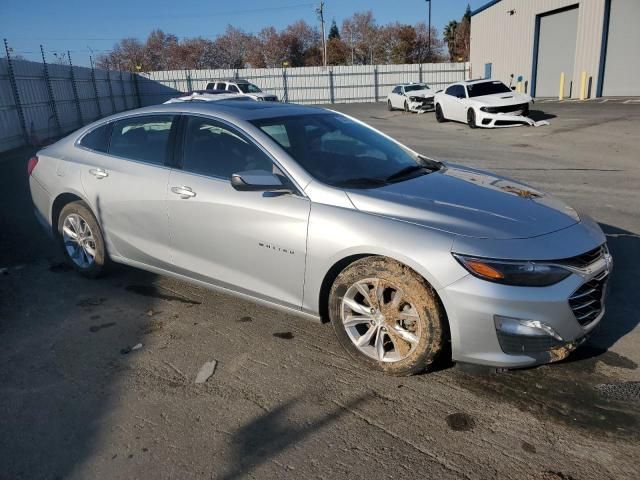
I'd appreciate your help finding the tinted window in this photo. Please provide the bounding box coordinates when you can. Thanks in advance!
[252,114,433,188]
[445,85,465,98]
[227,84,240,93]
[109,115,173,165]
[404,84,428,92]
[80,123,111,152]
[215,82,226,90]
[392,86,401,94]
[467,80,512,97]
[182,116,273,178]
[237,83,262,93]
[206,82,215,90]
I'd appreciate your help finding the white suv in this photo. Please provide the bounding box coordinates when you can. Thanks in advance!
[206,78,279,102]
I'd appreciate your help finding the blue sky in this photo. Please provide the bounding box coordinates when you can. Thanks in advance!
[1,0,486,66]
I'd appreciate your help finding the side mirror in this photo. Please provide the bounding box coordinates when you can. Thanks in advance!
[231,170,291,192]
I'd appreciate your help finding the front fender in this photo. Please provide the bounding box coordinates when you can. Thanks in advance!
[303,202,467,314]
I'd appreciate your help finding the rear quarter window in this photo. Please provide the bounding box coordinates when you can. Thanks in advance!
[79,123,112,152]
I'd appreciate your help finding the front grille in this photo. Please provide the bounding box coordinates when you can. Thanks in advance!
[569,271,608,326]
[263,96,278,102]
[483,103,528,114]
[496,331,563,354]
[558,245,605,269]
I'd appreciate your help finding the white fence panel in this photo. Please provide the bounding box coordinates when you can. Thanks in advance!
[139,62,471,106]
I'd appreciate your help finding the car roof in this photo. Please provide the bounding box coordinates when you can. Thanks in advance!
[125,100,327,121]
[209,78,251,84]
[464,78,503,85]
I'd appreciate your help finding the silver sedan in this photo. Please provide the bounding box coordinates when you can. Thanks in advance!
[28,100,612,375]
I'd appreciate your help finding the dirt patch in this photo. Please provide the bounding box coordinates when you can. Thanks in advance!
[142,319,164,335]
[77,297,107,308]
[521,441,537,454]
[445,412,475,432]
[125,285,201,305]
[539,471,577,480]
[451,353,640,438]
[237,316,253,323]
[89,322,116,333]
[48,262,71,273]
[273,332,294,340]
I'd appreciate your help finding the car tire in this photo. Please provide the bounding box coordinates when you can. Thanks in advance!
[404,101,409,113]
[467,108,477,129]
[387,100,393,111]
[328,256,444,376]
[522,104,530,117]
[435,103,447,123]
[57,201,110,278]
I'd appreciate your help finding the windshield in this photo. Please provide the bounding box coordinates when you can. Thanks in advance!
[404,84,429,92]
[238,83,262,93]
[467,81,512,97]
[251,114,438,188]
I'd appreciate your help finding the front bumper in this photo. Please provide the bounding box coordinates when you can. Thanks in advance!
[408,97,434,113]
[439,242,611,369]
[474,107,549,128]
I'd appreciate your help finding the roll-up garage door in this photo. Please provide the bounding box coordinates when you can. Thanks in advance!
[534,6,579,98]
[602,0,640,96]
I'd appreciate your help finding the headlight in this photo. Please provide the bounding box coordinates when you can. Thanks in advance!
[409,96,419,102]
[453,254,571,287]
[480,106,497,113]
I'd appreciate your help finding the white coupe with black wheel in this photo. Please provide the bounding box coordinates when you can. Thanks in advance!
[434,79,535,128]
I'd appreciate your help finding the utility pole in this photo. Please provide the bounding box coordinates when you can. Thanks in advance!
[316,2,327,68]
[426,0,432,60]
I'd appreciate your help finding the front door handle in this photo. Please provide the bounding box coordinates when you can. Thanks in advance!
[171,186,196,199]
[89,168,108,179]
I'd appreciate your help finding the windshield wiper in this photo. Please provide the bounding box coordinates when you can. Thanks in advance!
[385,165,431,182]
[334,177,388,188]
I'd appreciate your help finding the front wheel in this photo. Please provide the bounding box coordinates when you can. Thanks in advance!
[467,108,477,129]
[57,201,109,278]
[404,101,410,113]
[329,257,444,376]
[435,103,447,123]
[387,100,393,111]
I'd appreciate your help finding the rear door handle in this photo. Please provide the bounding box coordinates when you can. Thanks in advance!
[89,168,108,179]
[171,186,196,199]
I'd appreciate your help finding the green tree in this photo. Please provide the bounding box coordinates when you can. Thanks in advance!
[328,19,340,39]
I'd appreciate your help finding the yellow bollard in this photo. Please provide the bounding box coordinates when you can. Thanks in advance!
[558,72,565,100]
[579,71,587,100]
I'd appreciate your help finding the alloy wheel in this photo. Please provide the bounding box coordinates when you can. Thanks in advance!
[341,278,422,362]
[62,213,96,268]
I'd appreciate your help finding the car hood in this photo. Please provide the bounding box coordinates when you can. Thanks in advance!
[345,165,580,239]
[469,92,531,106]
[407,89,434,98]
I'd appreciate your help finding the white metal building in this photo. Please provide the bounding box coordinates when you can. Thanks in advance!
[470,0,640,98]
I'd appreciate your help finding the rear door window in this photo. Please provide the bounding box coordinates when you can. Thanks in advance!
[109,115,174,165]
[227,84,240,93]
[215,82,226,90]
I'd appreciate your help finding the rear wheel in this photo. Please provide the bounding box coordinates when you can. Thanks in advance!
[328,256,444,376]
[435,103,447,123]
[467,108,477,129]
[57,201,109,278]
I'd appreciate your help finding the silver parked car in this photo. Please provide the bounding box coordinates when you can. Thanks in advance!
[29,101,612,375]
